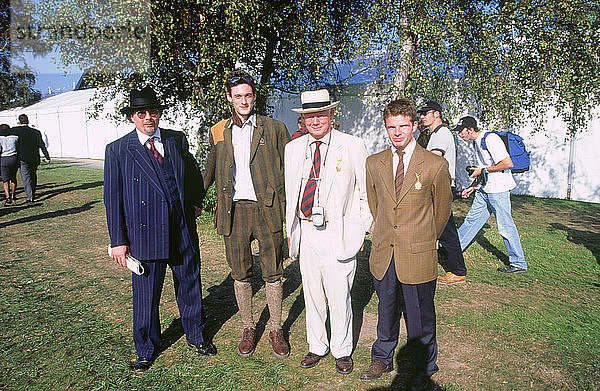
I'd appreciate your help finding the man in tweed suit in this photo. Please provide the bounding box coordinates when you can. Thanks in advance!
[360,99,452,390]
[203,70,291,358]
[105,87,216,372]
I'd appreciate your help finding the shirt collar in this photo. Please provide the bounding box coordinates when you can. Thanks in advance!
[391,138,416,156]
[233,113,256,129]
[308,129,332,146]
[136,127,162,146]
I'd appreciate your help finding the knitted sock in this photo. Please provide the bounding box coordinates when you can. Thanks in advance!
[234,280,254,329]
[265,280,283,331]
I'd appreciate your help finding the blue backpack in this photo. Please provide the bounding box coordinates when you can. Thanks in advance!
[481,131,530,173]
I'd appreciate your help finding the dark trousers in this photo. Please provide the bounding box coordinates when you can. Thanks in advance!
[438,212,467,276]
[371,257,439,377]
[20,160,38,200]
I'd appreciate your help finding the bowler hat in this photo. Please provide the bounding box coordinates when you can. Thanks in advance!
[292,89,340,114]
[120,86,168,115]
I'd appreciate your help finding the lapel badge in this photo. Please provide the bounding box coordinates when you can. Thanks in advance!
[259,136,266,145]
[414,172,422,190]
[336,157,342,172]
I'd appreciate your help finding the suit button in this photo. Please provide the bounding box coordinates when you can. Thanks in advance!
[141,200,146,205]
[140,223,146,227]
[133,177,139,182]
[394,225,397,229]
[222,187,226,191]
[390,244,394,247]
[227,210,231,214]
[229,164,233,168]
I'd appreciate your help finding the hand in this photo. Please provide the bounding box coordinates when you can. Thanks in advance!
[110,245,129,268]
[462,187,475,198]
[194,205,203,218]
[469,167,482,178]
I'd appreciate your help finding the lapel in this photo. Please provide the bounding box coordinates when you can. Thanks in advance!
[377,148,395,201]
[322,130,344,204]
[163,131,184,193]
[249,115,264,164]
[397,144,425,204]
[223,120,234,166]
[126,130,164,195]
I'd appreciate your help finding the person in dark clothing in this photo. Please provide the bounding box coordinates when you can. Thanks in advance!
[9,114,50,202]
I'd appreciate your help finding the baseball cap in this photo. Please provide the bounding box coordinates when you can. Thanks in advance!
[452,116,478,132]
[417,101,442,114]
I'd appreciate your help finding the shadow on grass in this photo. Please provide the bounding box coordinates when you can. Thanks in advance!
[0,201,100,228]
[454,215,509,266]
[36,180,104,201]
[352,239,375,350]
[550,222,600,266]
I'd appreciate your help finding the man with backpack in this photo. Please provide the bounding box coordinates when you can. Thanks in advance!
[454,116,528,274]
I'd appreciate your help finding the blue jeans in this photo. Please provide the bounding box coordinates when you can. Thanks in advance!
[458,190,527,270]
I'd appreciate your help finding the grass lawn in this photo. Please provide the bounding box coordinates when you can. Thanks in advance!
[1,162,599,390]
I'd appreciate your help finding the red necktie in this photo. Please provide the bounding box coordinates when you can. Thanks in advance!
[395,150,404,200]
[300,141,322,217]
[148,137,163,163]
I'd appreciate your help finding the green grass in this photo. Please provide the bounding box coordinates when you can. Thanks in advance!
[1,161,599,390]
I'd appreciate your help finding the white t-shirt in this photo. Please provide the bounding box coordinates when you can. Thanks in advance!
[426,125,455,183]
[474,131,516,193]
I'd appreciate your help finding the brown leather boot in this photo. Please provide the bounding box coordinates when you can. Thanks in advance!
[269,329,289,358]
[237,327,256,357]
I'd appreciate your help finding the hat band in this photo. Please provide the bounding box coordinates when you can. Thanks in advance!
[302,101,331,109]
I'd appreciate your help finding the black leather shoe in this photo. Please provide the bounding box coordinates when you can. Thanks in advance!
[497,265,527,273]
[191,341,217,356]
[335,356,353,374]
[133,357,153,372]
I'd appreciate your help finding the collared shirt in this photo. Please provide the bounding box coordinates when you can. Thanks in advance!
[391,138,416,179]
[232,113,257,201]
[136,127,165,157]
[297,130,332,217]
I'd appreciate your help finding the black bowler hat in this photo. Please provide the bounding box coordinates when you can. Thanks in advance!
[417,100,443,114]
[120,86,168,115]
[452,116,478,132]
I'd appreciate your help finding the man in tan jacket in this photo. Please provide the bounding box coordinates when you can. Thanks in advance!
[360,99,452,390]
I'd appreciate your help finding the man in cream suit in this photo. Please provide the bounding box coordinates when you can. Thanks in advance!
[285,89,372,375]
[360,99,452,390]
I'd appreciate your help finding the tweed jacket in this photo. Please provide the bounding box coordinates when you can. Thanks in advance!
[203,114,290,236]
[285,129,373,260]
[104,129,204,260]
[366,143,452,284]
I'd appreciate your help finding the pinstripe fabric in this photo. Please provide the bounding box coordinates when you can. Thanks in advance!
[366,145,452,284]
[104,128,207,358]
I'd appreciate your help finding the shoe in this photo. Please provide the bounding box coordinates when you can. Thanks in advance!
[497,265,527,274]
[408,373,432,391]
[25,198,34,203]
[237,327,256,357]
[335,356,353,374]
[359,360,393,380]
[269,329,290,358]
[133,357,153,371]
[192,341,217,356]
[4,198,12,206]
[300,351,328,369]
[437,272,466,285]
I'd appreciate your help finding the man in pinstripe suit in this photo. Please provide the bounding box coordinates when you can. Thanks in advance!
[360,99,452,390]
[105,87,216,372]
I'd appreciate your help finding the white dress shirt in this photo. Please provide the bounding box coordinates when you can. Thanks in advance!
[391,138,416,178]
[298,130,332,217]
[136,127,165,157]
[232,114,258,201]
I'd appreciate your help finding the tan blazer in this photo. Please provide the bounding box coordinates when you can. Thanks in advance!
[366,143,452,284]
[203,115,290,236]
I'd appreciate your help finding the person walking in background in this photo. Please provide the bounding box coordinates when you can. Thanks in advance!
[291,116,308,140]
[454,116,528,274]
[9,114,50,202]
[203,70,291,359]
[285,89,372,375]
[104,86,216,372]
[418,101,467,285]
[360,99,452,390]
[0,124,20,205]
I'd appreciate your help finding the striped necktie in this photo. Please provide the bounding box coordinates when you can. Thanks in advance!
[148,136,163,163]
[300,141,322,217]
[395,150,404,200]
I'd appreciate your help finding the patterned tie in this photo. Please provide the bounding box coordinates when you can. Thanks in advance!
[395,150,404,200]
[148,136,163,163]
[300,141,322,217]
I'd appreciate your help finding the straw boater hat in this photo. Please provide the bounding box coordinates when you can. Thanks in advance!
[292,89,340,114]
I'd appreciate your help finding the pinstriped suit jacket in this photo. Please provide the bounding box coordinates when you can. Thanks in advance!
[366,144,452,284]
[104,129,204,261]
[203,115,290,236]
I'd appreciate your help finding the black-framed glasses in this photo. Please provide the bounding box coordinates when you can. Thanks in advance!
[229,75,254,85]
[135,109,160,119]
